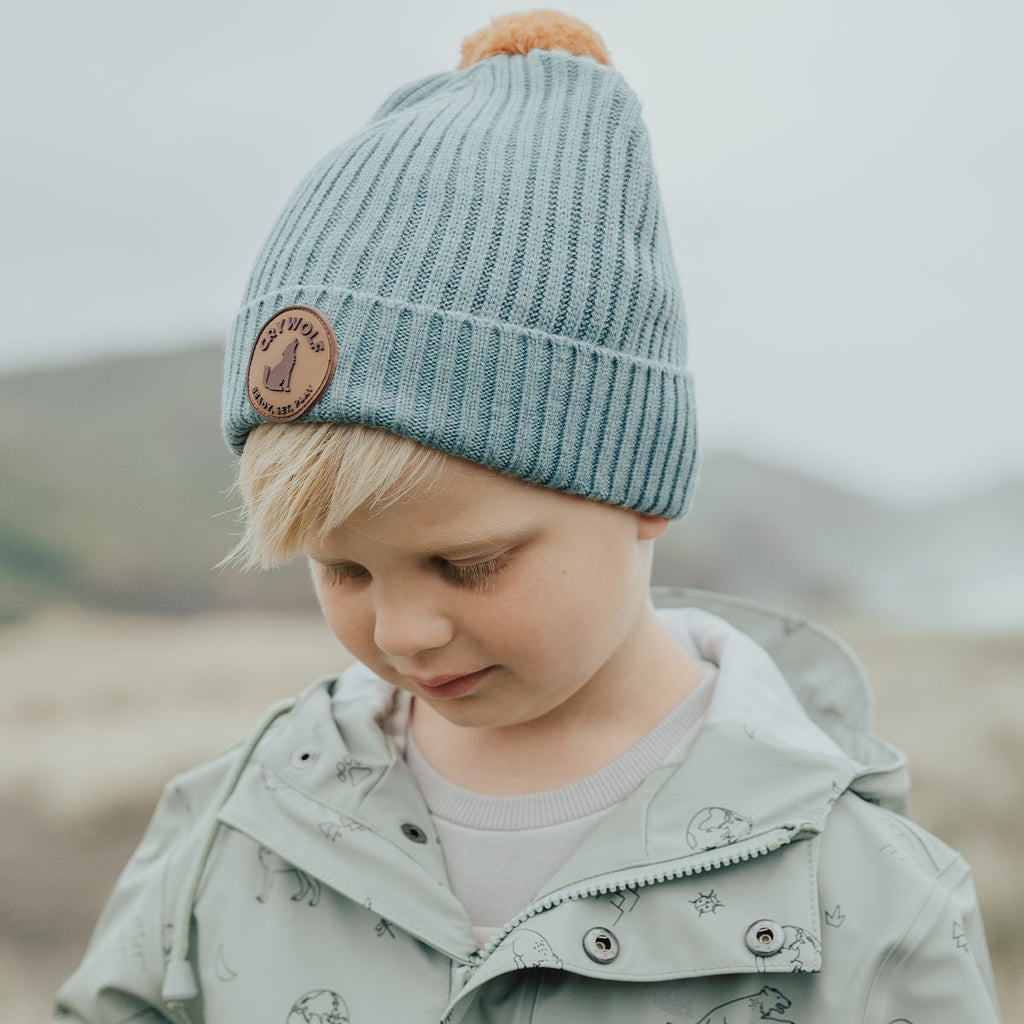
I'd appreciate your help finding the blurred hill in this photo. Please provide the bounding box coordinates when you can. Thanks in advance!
[0,347,319,621]
[2,346,1022,628]
[659,453,1024,629]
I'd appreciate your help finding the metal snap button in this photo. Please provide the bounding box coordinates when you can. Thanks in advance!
[746,919,785,955]
[582,926,619,964]
[401,822,428,844]
[290,748,319,769]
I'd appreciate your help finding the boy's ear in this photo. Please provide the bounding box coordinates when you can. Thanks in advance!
[636,513,671,541]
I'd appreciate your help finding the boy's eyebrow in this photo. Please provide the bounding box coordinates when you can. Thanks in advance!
[432,524,539,559]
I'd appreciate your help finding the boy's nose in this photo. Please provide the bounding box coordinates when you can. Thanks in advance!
[372,591,454,659]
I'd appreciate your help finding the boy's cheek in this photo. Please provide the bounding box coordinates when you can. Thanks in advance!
[315,588,364,647]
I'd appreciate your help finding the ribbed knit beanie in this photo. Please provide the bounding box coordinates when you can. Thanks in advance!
[222,9,699,518]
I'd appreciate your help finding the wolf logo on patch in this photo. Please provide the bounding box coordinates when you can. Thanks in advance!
[264,340,298,391]
[247,305,338,423]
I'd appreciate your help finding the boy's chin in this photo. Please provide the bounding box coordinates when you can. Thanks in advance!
[412,691,535,733]
[414,692,501,730]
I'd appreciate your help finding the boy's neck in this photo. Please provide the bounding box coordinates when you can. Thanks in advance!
[409,605,704,796]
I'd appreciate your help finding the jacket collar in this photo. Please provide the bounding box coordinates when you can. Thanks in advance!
[216,589,909,986]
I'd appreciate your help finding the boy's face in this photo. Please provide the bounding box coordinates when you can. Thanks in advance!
[305,455,669,736]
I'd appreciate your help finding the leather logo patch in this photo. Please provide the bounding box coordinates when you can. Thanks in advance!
[246,306,338,422]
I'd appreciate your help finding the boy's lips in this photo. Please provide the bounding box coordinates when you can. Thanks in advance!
[407,667,493,699]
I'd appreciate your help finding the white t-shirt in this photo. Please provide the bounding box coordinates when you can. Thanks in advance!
[405,663,718,946]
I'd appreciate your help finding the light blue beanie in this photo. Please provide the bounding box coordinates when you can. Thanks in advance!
[222,11,699,518]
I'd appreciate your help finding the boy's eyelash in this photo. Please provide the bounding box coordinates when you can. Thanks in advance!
[317,555,512,589]
[319,562,370,586]
[440,555,511,589]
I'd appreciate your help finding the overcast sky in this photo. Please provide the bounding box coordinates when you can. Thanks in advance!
[2,0,1021,504]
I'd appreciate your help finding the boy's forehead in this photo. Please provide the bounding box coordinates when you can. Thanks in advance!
[384,470,544,531]
[313,458,610,557]
[325,507,542,559]
[305,459,542,553]
[389,450,554,512]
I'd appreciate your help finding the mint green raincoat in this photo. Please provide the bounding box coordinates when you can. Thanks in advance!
[54,590,1001,1023]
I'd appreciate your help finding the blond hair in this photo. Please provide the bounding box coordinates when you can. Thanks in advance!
[227,423,449,570]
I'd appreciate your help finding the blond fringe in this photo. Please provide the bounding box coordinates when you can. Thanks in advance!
[224,423,449,571]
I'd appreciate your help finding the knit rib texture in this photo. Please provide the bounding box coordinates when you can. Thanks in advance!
[223,48,699,517]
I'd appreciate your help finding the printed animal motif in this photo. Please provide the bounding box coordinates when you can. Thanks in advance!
[285,988,350,1024]
[264,340,299,392]
[690,890,724,916]
[695,986,793,1024]
[686,806,754,851]
[319,815,368,842]
[256,847,321,906]
[511,929,563,969]
[336,757,374,786]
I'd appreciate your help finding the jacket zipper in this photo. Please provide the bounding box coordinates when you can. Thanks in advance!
[470,824,815,966]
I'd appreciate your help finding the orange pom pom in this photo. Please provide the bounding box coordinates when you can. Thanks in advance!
[458,9,612,70]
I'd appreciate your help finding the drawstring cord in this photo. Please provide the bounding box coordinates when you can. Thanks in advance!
[161,697,297,1007]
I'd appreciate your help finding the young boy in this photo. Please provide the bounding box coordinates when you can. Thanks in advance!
[55,10,1001,1024]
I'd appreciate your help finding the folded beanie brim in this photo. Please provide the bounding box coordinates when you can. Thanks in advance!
[224,284,698,518]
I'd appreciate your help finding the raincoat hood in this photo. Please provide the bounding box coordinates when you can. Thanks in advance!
[55,589,999,1024]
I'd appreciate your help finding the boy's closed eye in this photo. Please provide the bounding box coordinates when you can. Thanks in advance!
[315,551,513,591]
[436,553,512,589]
[316,561,372,586]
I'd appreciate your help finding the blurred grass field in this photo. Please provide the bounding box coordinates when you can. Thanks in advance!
[0,607,1019,1022]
